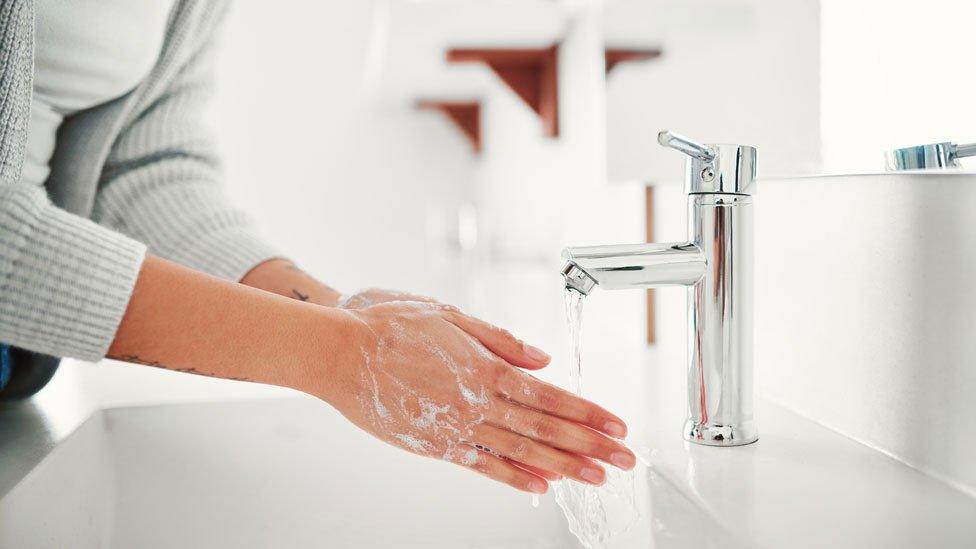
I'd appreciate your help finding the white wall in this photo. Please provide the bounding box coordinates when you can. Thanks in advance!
[605,0,822,184]
[820,0,976,174]
[212,0,479,300]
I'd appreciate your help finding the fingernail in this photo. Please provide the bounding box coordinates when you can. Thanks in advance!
[580,467,605,485]
[610,451,636,470]
[604,421,627,438]
[523,343,551,363]
[529,479,549,494]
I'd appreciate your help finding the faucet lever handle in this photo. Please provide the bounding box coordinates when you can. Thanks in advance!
[658,129,757,195]
[658,130,716,162]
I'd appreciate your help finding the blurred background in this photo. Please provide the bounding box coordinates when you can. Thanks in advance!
[43,0,976,432]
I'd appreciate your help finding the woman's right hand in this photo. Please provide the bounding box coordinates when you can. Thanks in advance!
[316,301,636,494]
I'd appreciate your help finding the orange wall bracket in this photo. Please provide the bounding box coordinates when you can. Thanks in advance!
[417,100,482,154]
[447,46,559,138]
[605,48,663,75]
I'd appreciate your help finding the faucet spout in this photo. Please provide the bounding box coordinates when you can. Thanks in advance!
[561,242,706,294]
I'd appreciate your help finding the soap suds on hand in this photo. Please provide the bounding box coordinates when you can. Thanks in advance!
[459,448,479,466]
[395,434,432,453]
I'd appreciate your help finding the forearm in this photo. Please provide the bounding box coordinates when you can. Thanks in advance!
[240,258,342,307]
[108,255,357,394]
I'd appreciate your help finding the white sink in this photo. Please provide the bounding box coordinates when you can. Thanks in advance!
[0,397,730,549]
[4,383,975,549]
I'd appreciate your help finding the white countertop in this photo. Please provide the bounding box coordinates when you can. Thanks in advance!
[3,348,974,548]
[627,346,976,549]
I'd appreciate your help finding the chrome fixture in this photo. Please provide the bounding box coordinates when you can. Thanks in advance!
[561,130,757,447]
[886,141,976,170]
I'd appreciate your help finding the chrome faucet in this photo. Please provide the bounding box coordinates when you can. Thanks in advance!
[561,130,758,447]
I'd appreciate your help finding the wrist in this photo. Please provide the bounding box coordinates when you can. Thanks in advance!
[290,306,375,405]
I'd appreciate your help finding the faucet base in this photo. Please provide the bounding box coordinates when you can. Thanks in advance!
[683,420,758,447]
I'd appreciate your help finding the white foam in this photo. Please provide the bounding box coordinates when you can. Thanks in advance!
[413,398,451,429]
[460,449,479,466]
[459,384,488,406]
[395,434,431,453]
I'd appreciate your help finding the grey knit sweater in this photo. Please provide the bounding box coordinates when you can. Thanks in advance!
[0,0,280,362]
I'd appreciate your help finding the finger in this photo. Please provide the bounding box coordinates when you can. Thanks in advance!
[472,423,606,486]
[512,461,563,482]
[468,443,561,479]
[444,312,550,370]
[455,447,549,494]
[491,400,637,471]
[496,371,628,439]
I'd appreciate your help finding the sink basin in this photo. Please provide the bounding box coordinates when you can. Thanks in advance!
[0,397,729,549]
[4,382,975,549]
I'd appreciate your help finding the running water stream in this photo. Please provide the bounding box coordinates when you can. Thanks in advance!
[553,288,640,548]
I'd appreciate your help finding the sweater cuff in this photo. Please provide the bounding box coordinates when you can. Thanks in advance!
[0,192,146,362]
[163,227,283,282]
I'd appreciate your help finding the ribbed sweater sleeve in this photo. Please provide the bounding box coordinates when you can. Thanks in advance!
[0,0,146,361]
[92,3,281,282]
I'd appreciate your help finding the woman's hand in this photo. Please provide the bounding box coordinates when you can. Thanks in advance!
[320,301,636,494]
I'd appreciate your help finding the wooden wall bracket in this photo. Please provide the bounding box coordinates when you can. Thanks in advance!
[447,46,559,138]
[605,48,663,75]
[417,100,482,154]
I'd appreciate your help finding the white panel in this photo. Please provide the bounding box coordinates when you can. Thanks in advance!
[756,172,976,496]
[605,0,822,182]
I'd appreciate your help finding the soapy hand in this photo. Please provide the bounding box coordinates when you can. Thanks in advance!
[326,301,636,494]
[338,288,437,310]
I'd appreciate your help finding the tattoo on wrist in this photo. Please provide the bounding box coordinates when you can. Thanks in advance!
[109,354,165,368]
[291,289,310,301]
[108,354,250,382]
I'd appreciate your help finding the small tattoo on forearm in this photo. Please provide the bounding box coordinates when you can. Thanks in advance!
[291,289,310,301]
[109,354,165,368]
[108,355,250,382]
[173,367,251,382]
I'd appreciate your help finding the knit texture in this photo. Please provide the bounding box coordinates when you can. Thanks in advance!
[0,0,280,361]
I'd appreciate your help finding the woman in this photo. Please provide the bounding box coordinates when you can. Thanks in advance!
[0,0,635,494]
